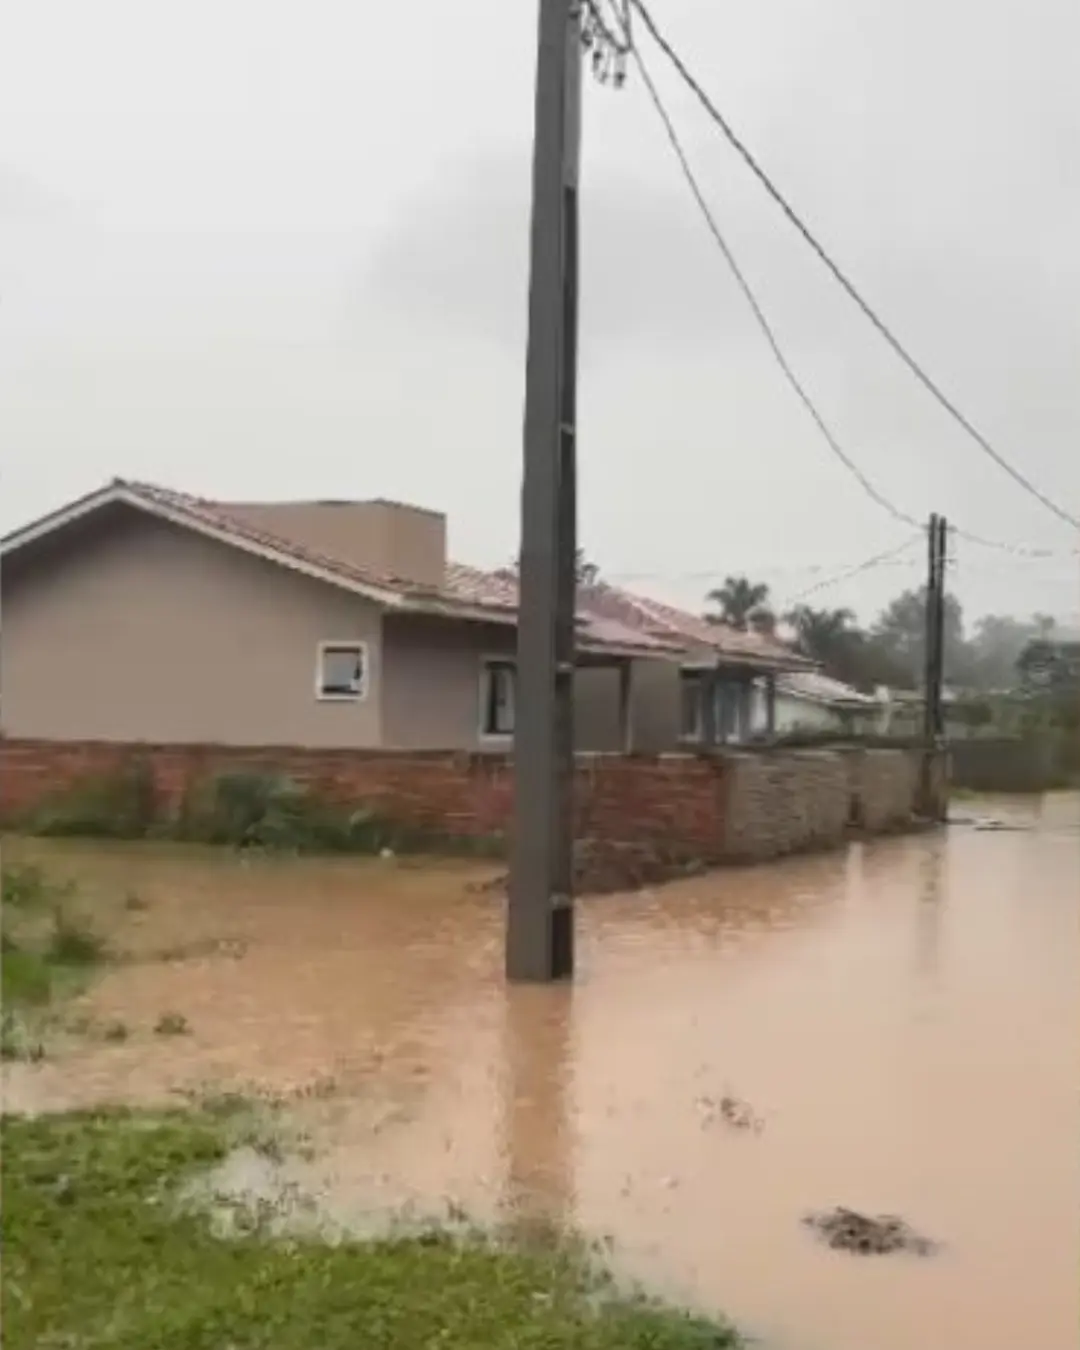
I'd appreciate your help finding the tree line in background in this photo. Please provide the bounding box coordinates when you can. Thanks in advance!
[703,573,1063,696]
[520,554,1071,704]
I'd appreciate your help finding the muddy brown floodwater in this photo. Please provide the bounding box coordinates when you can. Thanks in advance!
[4,792,1078,1350]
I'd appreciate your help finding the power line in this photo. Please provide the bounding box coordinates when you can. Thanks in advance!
[628,0,1080,534]
[780,534,924,608]
[949,524,1080,559]
[591,545,1076,586]
[597,0,1080,558]
[606,557,915,584]
[616,21,921,528]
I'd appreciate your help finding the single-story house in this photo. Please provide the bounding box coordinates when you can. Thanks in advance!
[749,670,884,737]
[0,478,827,754]
[1,478,705,752]
[873,685,961,738]
[578,582,812,746]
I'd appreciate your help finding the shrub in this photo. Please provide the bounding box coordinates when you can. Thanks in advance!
[17,763,504,859]
[29,758,157,839]
[177,770,401,854]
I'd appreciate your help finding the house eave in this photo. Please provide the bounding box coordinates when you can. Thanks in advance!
[0,482,413,611]
[680,652,814,675]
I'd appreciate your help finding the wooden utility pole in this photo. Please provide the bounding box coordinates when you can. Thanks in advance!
[507,0,582,982]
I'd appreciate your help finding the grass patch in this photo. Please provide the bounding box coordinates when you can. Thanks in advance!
[1,863,110,1057]
[1,946,55,1007]
[1,1106,739,1350]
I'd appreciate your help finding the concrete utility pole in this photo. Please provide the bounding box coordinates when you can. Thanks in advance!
[922,513,949,820]
[932,515,948,744]
[922,512,941,748]
[507,0,582,982]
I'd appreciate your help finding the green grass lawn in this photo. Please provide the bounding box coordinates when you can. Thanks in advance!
[2,1102,738,1350]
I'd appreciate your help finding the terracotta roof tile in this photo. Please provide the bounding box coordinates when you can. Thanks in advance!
[104,480,814,668]
[579,582,808,670]
[116,481,677,658]
[442,563,681,655]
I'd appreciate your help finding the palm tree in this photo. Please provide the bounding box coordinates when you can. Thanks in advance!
[705,575,772,631]
[785,605,857,665]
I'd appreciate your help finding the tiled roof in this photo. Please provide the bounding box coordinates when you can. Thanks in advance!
[442,561,519,610]
[443,563,681,656]
[579,582,809,671]
[778,670,882,707]
[92,482,679,659]
[4,477,795,669]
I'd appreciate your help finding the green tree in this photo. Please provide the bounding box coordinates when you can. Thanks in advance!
[871,586,968,686]
[705,575,773,631]
[784,605,904,691]
[965,612,1057,690]
[785,605,857,664]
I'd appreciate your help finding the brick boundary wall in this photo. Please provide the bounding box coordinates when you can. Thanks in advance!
[0,737,731,862]
[0,739,940,884]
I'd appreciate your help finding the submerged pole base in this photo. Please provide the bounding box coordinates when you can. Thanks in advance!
[550,895,574,981]
[506,891,575,983]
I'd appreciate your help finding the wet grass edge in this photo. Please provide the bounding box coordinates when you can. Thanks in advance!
[1,1102,741,1350]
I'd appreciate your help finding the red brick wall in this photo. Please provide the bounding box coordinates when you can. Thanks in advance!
[0,738,730,859]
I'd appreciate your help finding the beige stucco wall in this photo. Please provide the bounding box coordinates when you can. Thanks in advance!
[380,616,681,752]
[1,506,685,753]
[379,614,517,750]
[626,659,682,751]
[226,500,446,587]
[0,505,384,747]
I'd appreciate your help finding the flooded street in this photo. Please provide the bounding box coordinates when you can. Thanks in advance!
[4,793,1078,1350]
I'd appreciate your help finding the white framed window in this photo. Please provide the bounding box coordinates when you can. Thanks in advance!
[480,658,516,738]
[315,641,368,701]
[679,671,704,742]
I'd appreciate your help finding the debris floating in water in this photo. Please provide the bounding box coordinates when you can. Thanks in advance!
[694,1091,764,1133]
[802,1207,938,1256]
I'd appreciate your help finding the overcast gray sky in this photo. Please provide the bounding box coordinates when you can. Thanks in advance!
[1,0,1077,627]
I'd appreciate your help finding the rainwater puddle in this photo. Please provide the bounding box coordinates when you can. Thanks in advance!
[3,794,1078,1350]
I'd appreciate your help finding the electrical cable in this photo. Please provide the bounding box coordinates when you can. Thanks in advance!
[619,25,922,528]
[779,534,924,608]
[596,0,1080,558]
[628,0,1080,532]
[949,524,1079,559]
